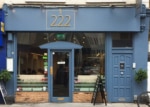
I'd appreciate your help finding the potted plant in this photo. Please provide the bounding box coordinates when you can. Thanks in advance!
[0,69,11,83]
[0,69,14,104]
[134,68,148,83]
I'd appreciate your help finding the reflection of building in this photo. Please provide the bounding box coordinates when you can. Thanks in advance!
[0,0,150,104]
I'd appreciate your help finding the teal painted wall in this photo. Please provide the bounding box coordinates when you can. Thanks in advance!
[4,6,140,32]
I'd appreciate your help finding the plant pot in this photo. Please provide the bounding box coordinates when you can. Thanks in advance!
[135,68,147,83]
[4,95,14,104]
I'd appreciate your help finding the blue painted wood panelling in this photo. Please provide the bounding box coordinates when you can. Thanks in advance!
[0,10,4,22]
[0,36,6,70]
[4,7,140,32]
[0,10,6,103]
[0,32,3,47]
[132,17,149,95]
[111,53,133,102]
[105,33,112,102]
[5,33,17,96]
[0,10,4,46]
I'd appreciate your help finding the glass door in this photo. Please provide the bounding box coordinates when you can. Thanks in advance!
[50,50,71,102]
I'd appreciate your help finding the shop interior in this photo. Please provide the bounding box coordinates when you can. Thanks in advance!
[16,32,105,94]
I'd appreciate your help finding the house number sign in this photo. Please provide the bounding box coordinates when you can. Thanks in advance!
[46,9,75,30]
[50,15,71,27]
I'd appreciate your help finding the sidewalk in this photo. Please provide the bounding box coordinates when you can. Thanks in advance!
[0,103,139,107]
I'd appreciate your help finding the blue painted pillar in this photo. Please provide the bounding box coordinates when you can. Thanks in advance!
[133,17,149,95]
[71,49,74,102]
[6,33,16,96]
[105,33,112,102]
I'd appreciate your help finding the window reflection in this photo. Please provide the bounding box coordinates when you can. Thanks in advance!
[16,32,105,92]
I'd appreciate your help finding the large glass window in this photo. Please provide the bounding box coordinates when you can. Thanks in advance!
[16,32,105,92]
[112,33,133,47]
[74,33,105,92]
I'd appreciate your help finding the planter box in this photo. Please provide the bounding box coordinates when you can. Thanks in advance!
[4,96,14,104]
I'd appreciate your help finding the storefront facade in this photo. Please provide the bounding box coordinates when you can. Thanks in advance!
[1,1,150,103]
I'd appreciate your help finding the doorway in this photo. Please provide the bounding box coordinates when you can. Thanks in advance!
[111,53,133,102]
[50,51,71,102]
[40,41,82,102]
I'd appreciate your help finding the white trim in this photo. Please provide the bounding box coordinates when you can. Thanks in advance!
[86,0,126,3]
[25,0,66,3]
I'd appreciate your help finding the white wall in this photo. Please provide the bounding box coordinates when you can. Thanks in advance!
[0,0,5,8]
[3,0,136,4]
[0,0,137,8]
[143,0,149,7]
[1,0,150,8]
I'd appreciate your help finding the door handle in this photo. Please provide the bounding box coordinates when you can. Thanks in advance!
[50,66,53,75]
[120,71,124,75]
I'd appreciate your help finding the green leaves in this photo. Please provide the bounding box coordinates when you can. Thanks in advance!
[135,68,147,83]
[0,69,11,82]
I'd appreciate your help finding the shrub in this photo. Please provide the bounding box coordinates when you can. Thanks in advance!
[0,69,11,82]
[134,68,147,83]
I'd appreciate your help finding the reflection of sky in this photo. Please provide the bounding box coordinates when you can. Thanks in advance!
[147,62,150,91]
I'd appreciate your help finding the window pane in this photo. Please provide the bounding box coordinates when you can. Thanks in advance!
[112,33,133,47]
[16,32,105,92]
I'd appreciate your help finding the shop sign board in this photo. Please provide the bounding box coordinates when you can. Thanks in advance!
[46,9,75,31]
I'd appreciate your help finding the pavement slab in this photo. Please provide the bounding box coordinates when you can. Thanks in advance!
[0,103,141,107]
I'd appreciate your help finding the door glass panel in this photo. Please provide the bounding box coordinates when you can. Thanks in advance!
[53,52,69,97]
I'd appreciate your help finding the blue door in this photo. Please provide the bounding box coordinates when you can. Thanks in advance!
[49,50,72,102]
[40,41,82,102]
[112,54,133,102]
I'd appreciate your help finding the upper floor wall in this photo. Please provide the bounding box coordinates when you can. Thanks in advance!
[0,0,149,8]
[143,0,149,7]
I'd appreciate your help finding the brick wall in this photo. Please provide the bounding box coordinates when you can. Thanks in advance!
[15,92,106,103]
[15,92,49,103]
[73,92,104,103]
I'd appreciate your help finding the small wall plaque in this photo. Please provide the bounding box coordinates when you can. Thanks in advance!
[118,97,126,101]
[57,97,64,101]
